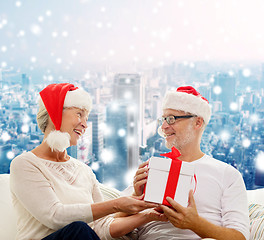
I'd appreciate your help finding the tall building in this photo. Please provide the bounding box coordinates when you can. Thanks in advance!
[22,74,30,90]
[67,145,77,159]
[102,73,144,190]
[2,69,22,85]
[211,73,236,112]
[198,85,211,103]
[261,63,264,90]
[77,121,93,163]
[104,104,130,189]
[87,108,104,161]
[150,94,161,120]
[113,73,144,167]
[0,69,3,88]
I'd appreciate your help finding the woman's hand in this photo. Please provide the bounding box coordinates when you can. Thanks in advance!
[114,195,158,215]
[142,207,168,222]
[110,206,167,238]
[133,160,149,196]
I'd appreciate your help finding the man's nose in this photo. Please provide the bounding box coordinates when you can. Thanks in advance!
[161,119,170,130]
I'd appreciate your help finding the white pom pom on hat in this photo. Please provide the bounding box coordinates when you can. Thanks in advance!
[45,130,71,152]
[39,83,92,152]
[158,86,211,137]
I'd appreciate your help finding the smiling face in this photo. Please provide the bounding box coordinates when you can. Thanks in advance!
[161,109,196,150]
[59,107,89,146]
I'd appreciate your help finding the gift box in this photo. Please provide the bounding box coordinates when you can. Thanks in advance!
[144,147,195,207]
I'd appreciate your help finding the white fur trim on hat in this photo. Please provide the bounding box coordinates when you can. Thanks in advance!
[64,88,92,113]
[45,130,70,152]
[38,88,92,113]
[162,91,211,125]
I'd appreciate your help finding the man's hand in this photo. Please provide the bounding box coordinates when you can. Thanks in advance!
[160,190,246,240]
[160,190,199,230]
[133,160,149,196]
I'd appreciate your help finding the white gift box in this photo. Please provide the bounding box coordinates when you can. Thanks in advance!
[144,156,195,207]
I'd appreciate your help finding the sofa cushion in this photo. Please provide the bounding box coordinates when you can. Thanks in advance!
[249,203,264,239]
[0,174,17,240]
[99,183,121,200]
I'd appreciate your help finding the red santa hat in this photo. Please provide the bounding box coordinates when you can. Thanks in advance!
[158,86,211,137]
[39,83,92,152]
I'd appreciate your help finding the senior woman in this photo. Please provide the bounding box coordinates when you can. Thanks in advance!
[10,83,166,240]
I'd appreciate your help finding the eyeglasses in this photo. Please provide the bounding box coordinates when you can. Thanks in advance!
[158,115,196,125]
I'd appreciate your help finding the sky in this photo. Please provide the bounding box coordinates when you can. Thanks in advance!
[1,0,264,80]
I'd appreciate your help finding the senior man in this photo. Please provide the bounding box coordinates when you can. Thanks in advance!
[133,86,250,240]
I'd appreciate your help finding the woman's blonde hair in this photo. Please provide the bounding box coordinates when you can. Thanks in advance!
[36,98,49,133]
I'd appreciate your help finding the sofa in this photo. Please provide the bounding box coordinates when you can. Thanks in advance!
[1,173,264,240]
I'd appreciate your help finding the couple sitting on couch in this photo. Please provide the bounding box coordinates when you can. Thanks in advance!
[10,83,250,240]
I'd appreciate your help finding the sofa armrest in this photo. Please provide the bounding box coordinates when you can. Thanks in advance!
[0,174,17,240]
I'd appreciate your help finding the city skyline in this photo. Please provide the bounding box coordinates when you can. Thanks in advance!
[1,61,264,190]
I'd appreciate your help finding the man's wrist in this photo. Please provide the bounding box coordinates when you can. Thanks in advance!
[190,215,204,233]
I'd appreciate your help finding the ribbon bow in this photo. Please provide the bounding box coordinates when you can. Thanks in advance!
[160,146,181,160]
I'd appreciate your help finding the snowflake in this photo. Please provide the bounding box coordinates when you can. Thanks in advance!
[1,62,7,68]
[21,124,29,133]
[71,50,77,56]
[17,30,25,37]
[1,131,11,142]
[7,151,15,160]
[38,16,44,22]
[230,102,238,111]
[62,31,68,37]
[117,128,126,137]
[213,85,222,95]
[228,70,234,76]
[52,32,58,38]
[47,75,54,81]
[46,10,52,17]
[1,46,7,52]
[30,24,42,35]
[15,1,21,7]
[91,162,100,171]
[101,149,114,164]
[220,130,230,142]
[125,167,138,185]
[30,56,37,63]
[127,136,136,145]
[242,68,251,77]
[242,138,251,148]
[96,22,103,28]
